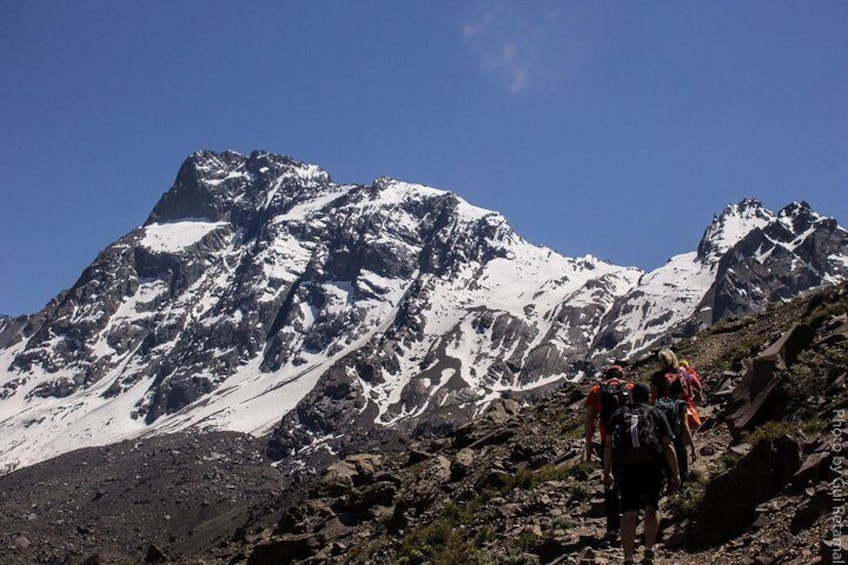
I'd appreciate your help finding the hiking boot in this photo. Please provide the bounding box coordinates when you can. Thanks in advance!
[641,548,655,564]
[597,528,618,548]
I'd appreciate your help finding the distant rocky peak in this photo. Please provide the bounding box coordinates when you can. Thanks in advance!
[776,200,825,233]
[146,150,332,225]
[188,148,245,171]
[696,198,776,263]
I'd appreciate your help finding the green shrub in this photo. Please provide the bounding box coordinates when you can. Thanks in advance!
[801,417,828,435]
[551,516,578,531]
[397,499,493,565]
[719,451,743,470]
[666,477,709,518]
[560,415,584,439]
[742,420,794,447]
[500,462,587,493]
[564,480,591,498]
[511,530,541,552]
[398,518,487,565]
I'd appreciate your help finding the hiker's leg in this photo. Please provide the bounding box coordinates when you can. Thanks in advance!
[644,505,659,549]
[602,449,620,533]
[675,437,689,482]
[642,460,664,551]
[621,510,638,560]
[605,481,621,533]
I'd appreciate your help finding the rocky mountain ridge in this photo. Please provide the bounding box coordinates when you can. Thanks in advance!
[1,150,847,478]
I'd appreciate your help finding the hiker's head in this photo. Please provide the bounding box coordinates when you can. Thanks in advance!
[658,349,678,369]
[680,359,690,368]
[604,365,625,380]
[631,382,651,403]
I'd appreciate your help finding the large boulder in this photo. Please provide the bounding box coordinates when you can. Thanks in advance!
[691,434,803,548]
[724,324,814,436]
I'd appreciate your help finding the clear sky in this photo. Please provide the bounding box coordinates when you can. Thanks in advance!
[1,1,846,316]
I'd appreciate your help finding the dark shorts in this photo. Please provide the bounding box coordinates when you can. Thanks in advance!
[615,461,664,513]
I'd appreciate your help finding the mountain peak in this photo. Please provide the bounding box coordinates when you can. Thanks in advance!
[696,198,775,263]
[147,150,332,225]
[777,200,821,222]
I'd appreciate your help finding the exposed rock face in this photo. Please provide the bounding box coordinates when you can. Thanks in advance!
[698,202,848,324]
[692,434,803,548]
[0,315,28,350]
[724,323,815,436]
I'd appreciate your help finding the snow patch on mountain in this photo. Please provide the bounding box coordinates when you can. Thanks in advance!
[140,220,228,253]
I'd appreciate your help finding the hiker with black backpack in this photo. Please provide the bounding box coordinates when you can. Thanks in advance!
[603,383,681,565]
[654,377,696,483]
[585,364,633,539]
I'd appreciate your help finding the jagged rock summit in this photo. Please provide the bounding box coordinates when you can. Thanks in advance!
[590,197,848,362]
[1,150,846,476]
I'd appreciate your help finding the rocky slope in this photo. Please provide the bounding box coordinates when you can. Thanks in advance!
[0,432,288,565]
[2,280,844,564]
[222,280,848,565]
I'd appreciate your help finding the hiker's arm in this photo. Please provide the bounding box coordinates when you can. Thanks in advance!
[585,405,597,461]
[603,434,614,487]
[662,437,681,491]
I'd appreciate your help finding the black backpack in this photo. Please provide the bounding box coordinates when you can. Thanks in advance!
[599,380,631,429]
[611,404,663,464]
[655,397,682,439]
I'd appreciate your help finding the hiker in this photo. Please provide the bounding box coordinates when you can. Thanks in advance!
[603,382,681,565]
[650,349,702,429]
[585,364,633,538]
[679,359,705,404]
[655,377,696,482]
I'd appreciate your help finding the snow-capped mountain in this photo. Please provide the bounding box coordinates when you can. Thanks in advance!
[0,151,641,473]
[590,199,848,362]
[1,151,846,475]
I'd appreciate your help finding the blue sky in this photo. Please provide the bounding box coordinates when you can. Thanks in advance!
[1,1,846,316]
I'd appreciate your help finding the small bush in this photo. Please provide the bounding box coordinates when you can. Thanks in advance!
[560,415,584,439]
[666,477,709,518]
[801,417,828,436]
[719,451,743,470]
[743,420,794,447]
[501,462,586,493]
[551,516,578,531]
[397,499,493,565]
[509,530,541,553]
